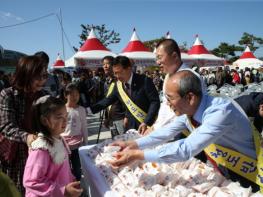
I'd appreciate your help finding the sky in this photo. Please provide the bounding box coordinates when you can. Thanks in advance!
[1,0,263,66]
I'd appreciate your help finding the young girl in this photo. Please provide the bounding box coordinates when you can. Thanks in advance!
[61,83,88,181]
[23,95,83,197]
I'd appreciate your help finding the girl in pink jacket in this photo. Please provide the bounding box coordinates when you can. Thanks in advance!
[23,96,83,197]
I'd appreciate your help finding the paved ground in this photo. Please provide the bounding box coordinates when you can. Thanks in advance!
[86,110,112,145]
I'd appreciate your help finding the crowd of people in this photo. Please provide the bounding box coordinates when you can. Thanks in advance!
[0,38,263,197]
[199,66,263,88]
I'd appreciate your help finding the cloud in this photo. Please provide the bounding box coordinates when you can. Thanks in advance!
[0,11,24,22]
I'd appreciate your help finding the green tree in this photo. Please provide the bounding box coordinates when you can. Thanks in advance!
[143,38,188,52]
[180,41,188,52]
[238,32,263,52]
[143,37,165,52]
[211,42,243,63]
[74,24,120,51]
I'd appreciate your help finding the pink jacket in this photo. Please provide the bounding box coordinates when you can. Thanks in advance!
[23,136,75,197]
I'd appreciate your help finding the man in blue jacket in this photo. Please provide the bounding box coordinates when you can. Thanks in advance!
[91,56,160,134]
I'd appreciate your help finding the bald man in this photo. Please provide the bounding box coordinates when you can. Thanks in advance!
[109,70,258,191]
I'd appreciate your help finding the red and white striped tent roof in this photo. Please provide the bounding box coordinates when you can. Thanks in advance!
[71,28,116,68]
[233,46,263,69]
[239,46,256,59]
[181,50,195,61]
[188,35,223,67]
[119,29,156,67]
[53,54,65,68]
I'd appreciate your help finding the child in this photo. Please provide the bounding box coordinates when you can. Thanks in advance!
[61,83,88,181]
[23,95,83,197]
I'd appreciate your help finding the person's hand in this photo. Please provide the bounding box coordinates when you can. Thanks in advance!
[138,123,148,135]
[109,140,138,151]
[108,149,144,169]
[26,134,37,148]
[65,181,83,197]
[142,126,153,136]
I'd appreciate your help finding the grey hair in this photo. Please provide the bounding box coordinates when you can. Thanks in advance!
[177,70,202,98]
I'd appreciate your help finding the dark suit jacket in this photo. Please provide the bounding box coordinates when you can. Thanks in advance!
[235,92,263,133]
[91,73,160,130]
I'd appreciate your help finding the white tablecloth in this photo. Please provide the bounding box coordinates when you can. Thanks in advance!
[79,145,117,197]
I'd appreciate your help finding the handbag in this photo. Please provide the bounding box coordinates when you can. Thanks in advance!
[0,133,18,163]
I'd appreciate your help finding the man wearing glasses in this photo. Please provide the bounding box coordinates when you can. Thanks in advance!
[109,70,259,192]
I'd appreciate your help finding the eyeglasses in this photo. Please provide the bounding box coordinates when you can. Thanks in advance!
[165,93,182,102]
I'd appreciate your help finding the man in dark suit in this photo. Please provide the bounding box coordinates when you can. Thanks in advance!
[235,92,263,133]
[91,56,160,134]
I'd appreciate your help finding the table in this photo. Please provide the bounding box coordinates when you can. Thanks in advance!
[79,145,117,197]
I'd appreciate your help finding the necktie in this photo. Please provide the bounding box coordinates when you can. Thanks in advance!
[124,83,131,96]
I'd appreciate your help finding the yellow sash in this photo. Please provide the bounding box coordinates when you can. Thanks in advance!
[184,119,263,190]
[106,83,115,112]
[116,81,147,123]
[106,83,115,97]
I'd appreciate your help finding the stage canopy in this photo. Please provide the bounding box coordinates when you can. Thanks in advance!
[119,28,156,67]
[53,54,65,68]
[233,46,263,69]
[188,36,224,67]
[66,28,116,68]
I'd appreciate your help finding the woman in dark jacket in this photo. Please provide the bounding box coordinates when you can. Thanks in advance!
[0,55,48,194]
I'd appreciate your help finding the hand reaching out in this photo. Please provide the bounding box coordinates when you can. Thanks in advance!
[65,181,83,197]
[109,140,138,151]
[141,126,153,136]
[108,149,144,169]
[138,123,148,135]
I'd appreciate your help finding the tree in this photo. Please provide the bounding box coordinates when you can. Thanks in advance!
[238,32,263,52]
[211,42,243,63]
[143,38,188,52]
[180,41,188,52]
[73,24,121,51]
[143,37,165,52]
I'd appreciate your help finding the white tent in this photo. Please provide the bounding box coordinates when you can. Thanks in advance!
[188,36,224,67]
[119,29,156,67]
[181,52,196,66]
[66,29,116,68]
[65,56,75,67]
[233,46,263,69]
[53,54,65,68]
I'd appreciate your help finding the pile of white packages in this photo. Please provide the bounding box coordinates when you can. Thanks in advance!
[86,130,263,197]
